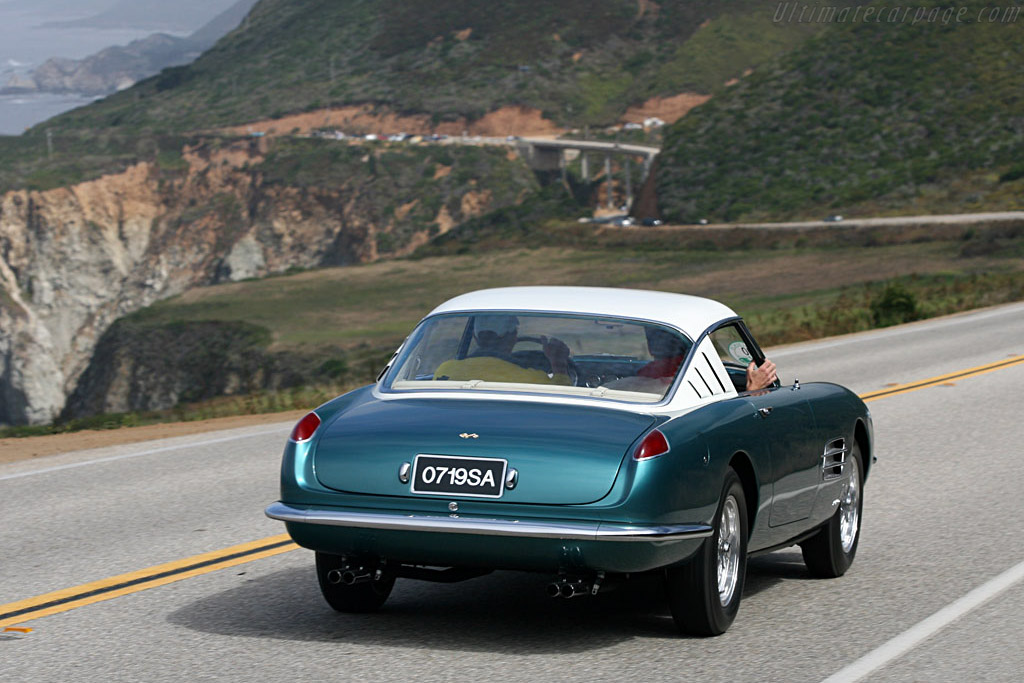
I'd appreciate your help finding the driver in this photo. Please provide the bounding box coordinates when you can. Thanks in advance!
[637,326,778,391]
[434,315,572,385]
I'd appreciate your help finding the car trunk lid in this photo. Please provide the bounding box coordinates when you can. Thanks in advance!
[313,397,656,505]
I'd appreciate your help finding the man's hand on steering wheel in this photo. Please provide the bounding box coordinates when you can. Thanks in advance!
[539,335,571,376]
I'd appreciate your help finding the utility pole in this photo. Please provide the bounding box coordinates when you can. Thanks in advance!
[605,154,613,209]
[624,156,632,208]
[46,129,53,158]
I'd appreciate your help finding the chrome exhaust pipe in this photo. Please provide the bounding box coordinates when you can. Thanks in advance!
[326,569,344,585]
[547,578,593,598]
[341,569,373,585]
[559,581,590,599]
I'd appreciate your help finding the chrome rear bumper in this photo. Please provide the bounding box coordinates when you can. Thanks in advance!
[266,502,712,542]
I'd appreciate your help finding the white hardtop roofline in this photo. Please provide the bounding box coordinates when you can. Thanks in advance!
[426,286,738,339]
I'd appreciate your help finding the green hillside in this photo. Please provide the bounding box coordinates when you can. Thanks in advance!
[49,217,1024,425]
[656,0,1024,222]
[37,0,838,133]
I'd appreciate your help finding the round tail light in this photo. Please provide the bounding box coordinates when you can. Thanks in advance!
[290,412,321,442]
[634,429,670,460]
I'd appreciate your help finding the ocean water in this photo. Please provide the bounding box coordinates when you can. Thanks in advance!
[0,92,102,134]
[0,6,181,134]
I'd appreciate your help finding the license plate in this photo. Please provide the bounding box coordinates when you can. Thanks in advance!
[411,454,507,498]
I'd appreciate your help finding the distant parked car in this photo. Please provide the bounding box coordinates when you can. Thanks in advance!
[641,217,663,227]
[267,286,873,636]
[824,214,844,222]
[590,214,628,225]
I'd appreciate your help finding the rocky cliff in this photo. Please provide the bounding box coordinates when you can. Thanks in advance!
[20,35,201,96]
[63,318,286,418]
[5,1,260,97]
[0,137,535,425]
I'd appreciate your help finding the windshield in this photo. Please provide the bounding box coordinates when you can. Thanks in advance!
[384,313,693,403]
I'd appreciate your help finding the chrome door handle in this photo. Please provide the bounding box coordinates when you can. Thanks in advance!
[758,407,773,418]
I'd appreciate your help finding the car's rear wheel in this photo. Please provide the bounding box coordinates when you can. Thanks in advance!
[315,552,395,613]
[666,469,748,636]
[800,443,863,578]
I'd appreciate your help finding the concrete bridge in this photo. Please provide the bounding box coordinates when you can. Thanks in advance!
[516,137,660,209]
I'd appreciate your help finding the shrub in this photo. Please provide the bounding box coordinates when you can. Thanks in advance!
[998,163,1024,183]
[870,283,920,327]
[317,358,349,379]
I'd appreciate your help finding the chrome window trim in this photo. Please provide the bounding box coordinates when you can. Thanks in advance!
[668,316,746,401]
[378,310,697,409]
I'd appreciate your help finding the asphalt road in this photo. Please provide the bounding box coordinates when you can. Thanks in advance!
[2,302,1023,682]
[726,210,1024,230]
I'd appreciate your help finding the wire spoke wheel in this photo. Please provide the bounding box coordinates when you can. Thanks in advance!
[717,496,742,606]
[667,468,748,636]
[801,442,865,578]
[839,456,861,554]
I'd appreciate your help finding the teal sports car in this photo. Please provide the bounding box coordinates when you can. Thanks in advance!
[266,286,872,635]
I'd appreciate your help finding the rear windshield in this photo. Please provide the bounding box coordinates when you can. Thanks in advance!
[383,312,693,403]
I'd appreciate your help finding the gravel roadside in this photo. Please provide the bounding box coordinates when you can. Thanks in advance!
[0,409,308,466]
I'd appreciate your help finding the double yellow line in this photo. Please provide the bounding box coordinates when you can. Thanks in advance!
[0,535,295,629]
[859,354,1024,402]
[2,354,1022,629]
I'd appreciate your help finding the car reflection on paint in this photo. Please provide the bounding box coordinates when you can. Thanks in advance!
[267,286,872,636]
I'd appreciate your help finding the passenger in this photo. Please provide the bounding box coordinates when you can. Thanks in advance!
[637,326,777,391]
[636,327,690,382]
[434,315,572,385]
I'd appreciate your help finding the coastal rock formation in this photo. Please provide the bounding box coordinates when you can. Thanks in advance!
[24,35,200,96]
[0,138,529,425]
[2,0,258,98]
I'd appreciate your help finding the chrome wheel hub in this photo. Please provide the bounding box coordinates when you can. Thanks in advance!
[717,495,741,606]
[839,457,861,553]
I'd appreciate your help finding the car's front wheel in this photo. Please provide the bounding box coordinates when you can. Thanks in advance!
[666,468,748,636]
[315,552,396,613]
[800,443,864,577]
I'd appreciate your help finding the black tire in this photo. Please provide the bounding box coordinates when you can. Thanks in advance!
[801,443,864,578]
[666,469,748,636]
[315,552,395,613]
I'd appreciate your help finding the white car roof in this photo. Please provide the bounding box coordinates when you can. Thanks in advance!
[427,286,737,339]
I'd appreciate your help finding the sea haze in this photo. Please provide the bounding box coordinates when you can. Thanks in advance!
[0,4,183,134]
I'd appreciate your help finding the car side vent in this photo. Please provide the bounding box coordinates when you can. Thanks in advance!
[701,352,728,394]
[693,366,715,396]
[821,438,847,481]
[688,380,705,398]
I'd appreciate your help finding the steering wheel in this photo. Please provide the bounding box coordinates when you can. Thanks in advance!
[514,335,579,386]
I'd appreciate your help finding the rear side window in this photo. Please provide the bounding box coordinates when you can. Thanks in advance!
[709,324,755,369]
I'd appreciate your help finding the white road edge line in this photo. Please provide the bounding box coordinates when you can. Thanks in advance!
[0,427,290,482]
[821,558,1024,683]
